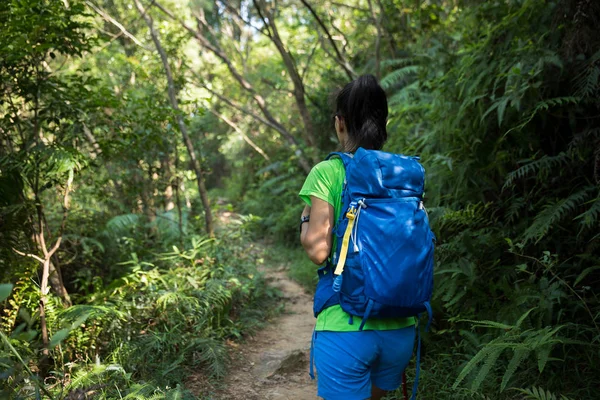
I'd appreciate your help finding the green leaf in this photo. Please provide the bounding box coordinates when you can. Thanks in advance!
[459,319,514,330]
[49,328,70,348]
[536,345,552,373]
[453,343,492,388]
[501,348,529,390]
[0,284,13,302]
[497,97,509,126]
[516,308,536,328]
[574,265,600,286]
[472,346,504,390]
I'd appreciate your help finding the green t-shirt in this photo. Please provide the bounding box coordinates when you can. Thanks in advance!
[299,158,416,331]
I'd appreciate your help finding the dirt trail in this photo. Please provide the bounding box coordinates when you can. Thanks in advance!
[187,211,317,399]
[207,267,317,400]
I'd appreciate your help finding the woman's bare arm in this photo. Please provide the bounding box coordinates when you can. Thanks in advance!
[300,196,335,265]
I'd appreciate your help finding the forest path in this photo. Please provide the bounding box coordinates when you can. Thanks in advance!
[188,211,318,399]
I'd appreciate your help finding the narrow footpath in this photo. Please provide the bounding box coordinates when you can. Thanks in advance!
[187,211,318,399]
[213,267,317,399]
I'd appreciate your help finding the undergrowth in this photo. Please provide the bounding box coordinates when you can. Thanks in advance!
[1,216,281,399]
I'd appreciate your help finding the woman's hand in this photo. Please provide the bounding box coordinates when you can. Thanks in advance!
[300,197,334,265]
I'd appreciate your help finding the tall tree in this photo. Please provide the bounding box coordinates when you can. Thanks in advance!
[134,0,214,237]
[252,0,317,149]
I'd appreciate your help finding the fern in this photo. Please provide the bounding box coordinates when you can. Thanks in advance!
[516,386,575,400]
[454,310,567,392]
[472,345,504,390]
[380,65,420,89]
[504,153,570,189]
[380,57,417,68]
[574,49,600,98]
[501,347,529,390]
[453,336,504,389]
[522,187,596,243]
[190,337,228,379]
[510,97,582,133]
[387,81,420,107]
[535,344,552,373]
[103,214,141,239]
[575,195,600,231]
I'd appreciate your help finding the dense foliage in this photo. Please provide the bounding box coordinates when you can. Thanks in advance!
[1,0,598,399]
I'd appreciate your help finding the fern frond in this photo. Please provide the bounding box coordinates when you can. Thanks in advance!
[380,66,420,89]
[536,344,552,373]
[574,50,600,98]
[380,58,416,68]
[504,153,570,189]
[459,319,514,330]
[472,345,504,390]
[103,214,141,238]
[523,187,596,243]
[575,65,599,98]
[515,386,574,400]
[453,336,504,388]
[568,127,600,156]
[501,347,529,390]
[575,195,600,231]
[190,337,228,379]
[509,97,582,133]
[387,81,420,107]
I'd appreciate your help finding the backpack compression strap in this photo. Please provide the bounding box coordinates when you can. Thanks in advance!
[333,204,358,276]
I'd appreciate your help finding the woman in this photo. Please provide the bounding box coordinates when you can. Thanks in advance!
[299,75,416,400]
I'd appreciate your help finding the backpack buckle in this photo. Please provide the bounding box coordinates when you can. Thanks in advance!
[346,207,357,220]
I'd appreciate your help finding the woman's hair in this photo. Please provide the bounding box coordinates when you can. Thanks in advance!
[335,74,388,152]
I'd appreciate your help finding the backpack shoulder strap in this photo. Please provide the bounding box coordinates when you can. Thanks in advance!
[325,152,353,169]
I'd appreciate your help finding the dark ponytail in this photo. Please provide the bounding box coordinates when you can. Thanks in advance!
[335,74,388,152]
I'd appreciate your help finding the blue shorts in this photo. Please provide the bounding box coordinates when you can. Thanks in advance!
[313,327,415,400]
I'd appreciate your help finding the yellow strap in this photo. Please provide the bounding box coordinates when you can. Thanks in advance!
[334,207,357,276]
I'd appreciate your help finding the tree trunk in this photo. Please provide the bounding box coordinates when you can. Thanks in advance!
[48,259,71,307]
[135,0,214,237]
[253,0,317,151]
[368,0,383,81]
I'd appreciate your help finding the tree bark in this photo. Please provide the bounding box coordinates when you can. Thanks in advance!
[48,259,71,307]
[13,170,74,358]
[368,0,383,81]
[135,0,214,237]
[162,156,176,211]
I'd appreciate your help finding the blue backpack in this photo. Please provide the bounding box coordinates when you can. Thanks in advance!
[310,147,435,399]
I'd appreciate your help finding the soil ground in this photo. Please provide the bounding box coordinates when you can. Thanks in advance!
[187,211,318,399]
[214,268,317,400]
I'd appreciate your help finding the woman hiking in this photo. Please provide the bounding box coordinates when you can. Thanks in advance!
[299,74,431,400]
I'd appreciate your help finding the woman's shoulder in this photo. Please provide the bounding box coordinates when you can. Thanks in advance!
[311,157,345,177]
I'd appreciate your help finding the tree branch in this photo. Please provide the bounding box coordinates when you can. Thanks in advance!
[215,0,270,38]
[11,248,45,264]
[198,81,293,142]
[208,109,270,161]
[85,0,151,51]
[154,0,312,172]
[299,0,355,80]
